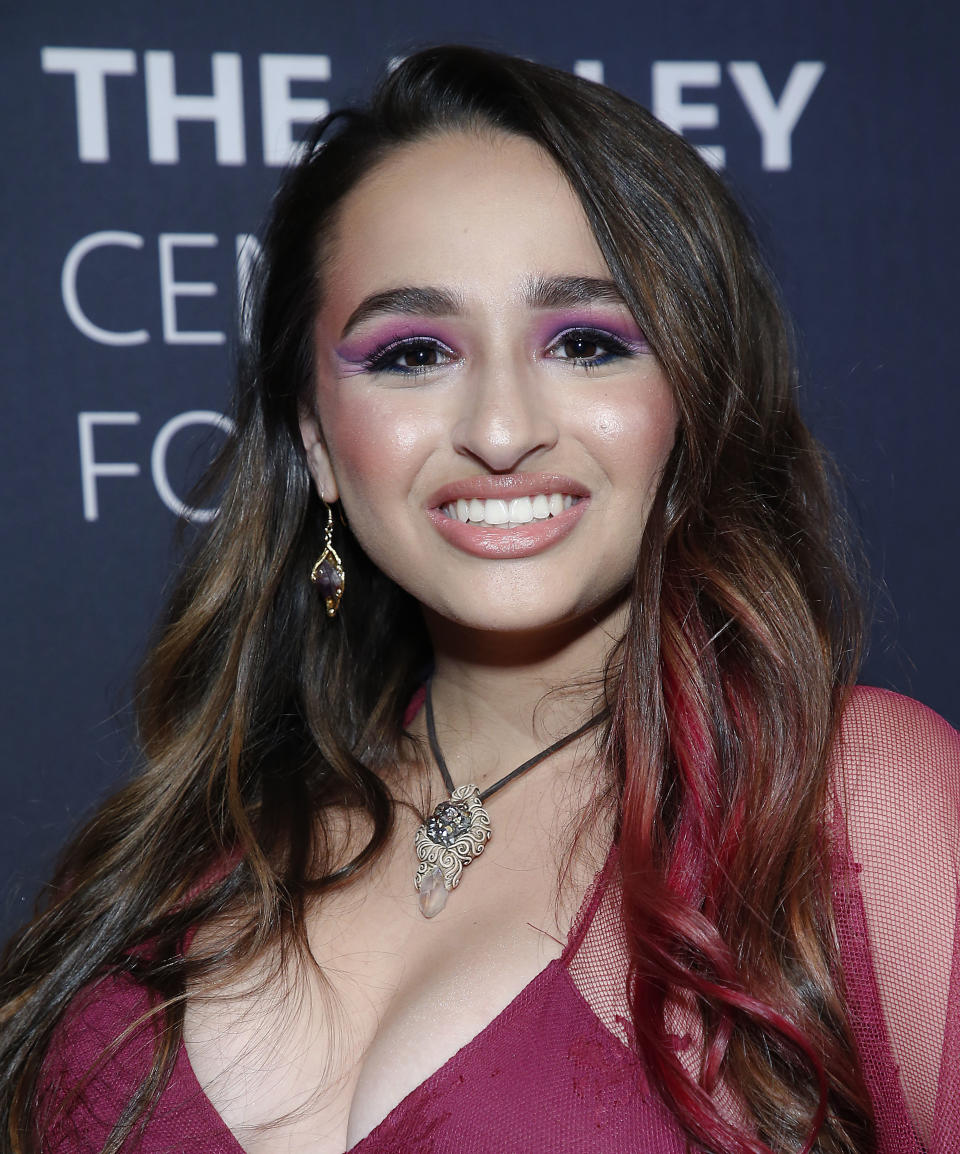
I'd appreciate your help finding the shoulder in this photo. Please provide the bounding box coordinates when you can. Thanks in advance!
[37,969,160,1147]
[38,963,226,1151]
[832,685,960,817]
[835,684,958,756]
[829,688,959,1142]
[44,967,157,1073]
[830,684,958,914]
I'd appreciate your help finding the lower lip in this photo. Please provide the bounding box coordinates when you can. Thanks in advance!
[426,500,589,559]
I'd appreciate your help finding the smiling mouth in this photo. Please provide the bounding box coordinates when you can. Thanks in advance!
[440,493,580,530]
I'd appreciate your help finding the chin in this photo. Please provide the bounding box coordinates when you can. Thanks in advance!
[451,608,570,634]
[429,591,627,640]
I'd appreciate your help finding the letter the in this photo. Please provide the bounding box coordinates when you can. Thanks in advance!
[145,51,245,165]
[259,54,331,166]
[41,47,137,162]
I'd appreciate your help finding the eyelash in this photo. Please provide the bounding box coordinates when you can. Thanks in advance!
[546,327,638,371]
[361,327,640,377]
[362,337,455,376]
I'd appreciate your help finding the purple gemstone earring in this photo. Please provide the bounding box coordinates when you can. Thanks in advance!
[310,502,345,617]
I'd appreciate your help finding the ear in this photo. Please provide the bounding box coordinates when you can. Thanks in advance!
[299,406,340,503]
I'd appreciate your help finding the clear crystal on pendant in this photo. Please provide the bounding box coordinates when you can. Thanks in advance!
[417,867,449,918]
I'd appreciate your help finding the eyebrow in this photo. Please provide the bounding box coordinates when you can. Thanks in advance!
[339,274,629,338]
[526,274,628,310]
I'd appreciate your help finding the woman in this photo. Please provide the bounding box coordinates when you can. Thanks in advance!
[1,45,957,1154]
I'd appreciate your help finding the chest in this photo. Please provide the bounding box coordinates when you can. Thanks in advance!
[184,780,607,1153]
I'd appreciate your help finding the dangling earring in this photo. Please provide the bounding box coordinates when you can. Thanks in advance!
[310,502,346,617]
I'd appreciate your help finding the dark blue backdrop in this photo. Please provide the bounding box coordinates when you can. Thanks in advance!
[2,0,957,939]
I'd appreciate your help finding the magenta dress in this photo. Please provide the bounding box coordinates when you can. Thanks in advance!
[36,688,960,1151]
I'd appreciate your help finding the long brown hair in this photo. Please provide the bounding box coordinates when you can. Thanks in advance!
[1,46,873,1152]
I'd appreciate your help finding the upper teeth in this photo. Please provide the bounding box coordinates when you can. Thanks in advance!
[441,493,576,527]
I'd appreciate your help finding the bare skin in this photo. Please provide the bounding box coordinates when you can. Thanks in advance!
[186,742,613,1152]
[184,129,678,1152]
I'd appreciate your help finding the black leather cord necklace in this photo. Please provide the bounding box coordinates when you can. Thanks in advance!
[413,679,600,918]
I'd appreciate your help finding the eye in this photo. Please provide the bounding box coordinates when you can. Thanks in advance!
[561,335,602,360]
[545,327,637,370]
[363,338,456,376]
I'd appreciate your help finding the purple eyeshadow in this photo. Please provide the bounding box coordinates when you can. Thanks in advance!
[336,322,461,366]
[533,311,649,351]
[333,307,650,374]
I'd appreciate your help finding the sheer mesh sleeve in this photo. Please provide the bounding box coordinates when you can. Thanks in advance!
[831,687,960,1151]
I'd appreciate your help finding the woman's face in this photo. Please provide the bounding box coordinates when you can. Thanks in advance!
[302,131,678,637]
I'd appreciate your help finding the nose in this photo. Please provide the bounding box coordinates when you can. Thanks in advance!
[451,360,559,473]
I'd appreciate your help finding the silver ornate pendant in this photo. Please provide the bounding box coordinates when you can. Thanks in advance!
[414,784,492,918]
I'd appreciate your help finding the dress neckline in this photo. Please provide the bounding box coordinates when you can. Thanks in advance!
[177,839,619,1153]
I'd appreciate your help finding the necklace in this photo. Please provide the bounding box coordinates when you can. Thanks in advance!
[413,681,599,918]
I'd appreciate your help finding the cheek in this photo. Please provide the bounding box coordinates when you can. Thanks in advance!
[318,387,436,500]
[582,384,679,492]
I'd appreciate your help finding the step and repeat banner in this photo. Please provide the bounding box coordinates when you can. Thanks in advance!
[1,1,956,936]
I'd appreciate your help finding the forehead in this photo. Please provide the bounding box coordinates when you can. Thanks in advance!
[320,131,610,313]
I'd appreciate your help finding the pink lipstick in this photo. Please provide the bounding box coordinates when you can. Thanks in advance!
[425,472,590,559]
